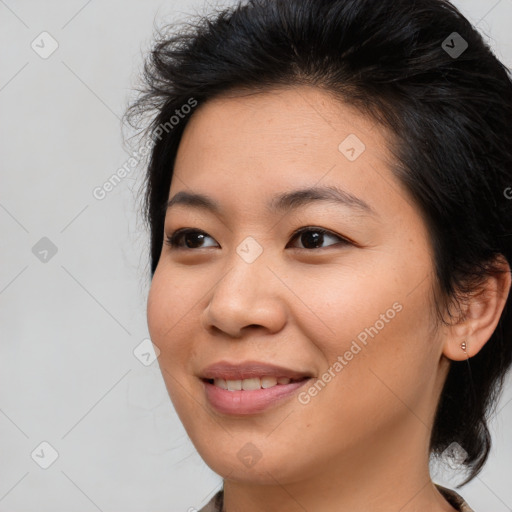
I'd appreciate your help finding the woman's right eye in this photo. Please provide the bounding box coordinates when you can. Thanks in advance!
[165,228,218,250]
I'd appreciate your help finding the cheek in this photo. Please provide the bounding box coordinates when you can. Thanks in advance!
[310,286,437,437]
[146,267,200,369]
[147,272,204,421]
[280,261,406,356]
[147,274,172,350]
[290,255,437,407]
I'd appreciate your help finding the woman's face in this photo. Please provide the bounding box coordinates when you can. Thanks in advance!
[147,86,450,485]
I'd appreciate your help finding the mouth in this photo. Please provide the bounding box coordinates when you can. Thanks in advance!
[199,360,314,381]
[199,360,314,415]
[202,375,310,391]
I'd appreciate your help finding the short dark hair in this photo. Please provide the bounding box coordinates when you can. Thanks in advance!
[126,0,512,485]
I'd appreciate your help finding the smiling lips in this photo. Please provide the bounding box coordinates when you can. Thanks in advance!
[212,375,296,391]
[200,360,313,414]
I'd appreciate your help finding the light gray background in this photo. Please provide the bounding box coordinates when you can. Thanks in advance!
[1,1,511,511]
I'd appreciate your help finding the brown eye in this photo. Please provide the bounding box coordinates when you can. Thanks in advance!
[287,227,351,250]
[165,229,218,249]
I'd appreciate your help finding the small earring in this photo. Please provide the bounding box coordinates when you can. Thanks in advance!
[460,341,467,352]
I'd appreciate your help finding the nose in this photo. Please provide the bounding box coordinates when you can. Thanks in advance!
[200,251,288,338]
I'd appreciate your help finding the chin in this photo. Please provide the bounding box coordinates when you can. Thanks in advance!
[195,440,312,485]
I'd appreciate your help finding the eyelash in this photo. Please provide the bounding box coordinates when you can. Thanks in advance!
[164,227,352,251]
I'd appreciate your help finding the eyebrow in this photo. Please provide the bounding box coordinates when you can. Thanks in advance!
[165,185,377,217]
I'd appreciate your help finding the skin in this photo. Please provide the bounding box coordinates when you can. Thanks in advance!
[147,85,511,512]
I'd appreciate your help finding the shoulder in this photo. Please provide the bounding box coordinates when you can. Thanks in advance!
[435,483,475,512]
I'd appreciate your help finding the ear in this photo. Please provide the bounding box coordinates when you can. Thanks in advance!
[442,255,511,361]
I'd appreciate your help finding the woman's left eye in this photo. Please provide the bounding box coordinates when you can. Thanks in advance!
[164,227,351,250]
[287,227,351,250]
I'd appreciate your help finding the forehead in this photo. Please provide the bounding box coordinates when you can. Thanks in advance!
[170,85,412,221]
[177,86,386,168]
[175,85,390,166]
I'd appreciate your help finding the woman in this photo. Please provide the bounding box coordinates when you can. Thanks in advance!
[126,0,512,510]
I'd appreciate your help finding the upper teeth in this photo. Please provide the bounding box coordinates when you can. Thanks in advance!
[214,376,293,391]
